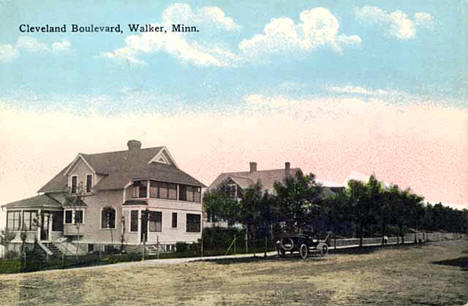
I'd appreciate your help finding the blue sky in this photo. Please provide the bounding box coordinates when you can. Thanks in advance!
[0,0,466,112]
[0,0,467,215]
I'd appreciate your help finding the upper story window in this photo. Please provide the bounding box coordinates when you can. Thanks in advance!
[226,184,238,199]
[131,181,147,198]
[71,175,77,194]
[150,181,177,200]
[179,185,201,202]
[86,175,92,193]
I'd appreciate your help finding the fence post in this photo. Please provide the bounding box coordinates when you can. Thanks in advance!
[334,237,336,250]
[200,233,203,258]
[234,234,236,254]
[245,229,248,254]
[264,236,267,258]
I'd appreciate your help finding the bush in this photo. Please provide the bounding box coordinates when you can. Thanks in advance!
[175,242,188,253]
[202,227,245,250]
[0,259,21,273]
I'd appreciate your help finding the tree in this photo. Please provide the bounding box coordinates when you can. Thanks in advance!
[346,176,382,247]
[203,185,241,226]
[273,170,321,233]
[0,229,16,258]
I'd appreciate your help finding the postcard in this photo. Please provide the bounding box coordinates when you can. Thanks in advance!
[0,1,466,305]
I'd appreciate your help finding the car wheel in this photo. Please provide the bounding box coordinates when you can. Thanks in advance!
[321,244,328,257]
[299,243,309,259]
[277,247,286,257]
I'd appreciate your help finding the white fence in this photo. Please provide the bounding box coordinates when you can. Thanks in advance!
[330,232,467,250]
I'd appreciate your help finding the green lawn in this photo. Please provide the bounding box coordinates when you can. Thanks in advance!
[0,240,467,305]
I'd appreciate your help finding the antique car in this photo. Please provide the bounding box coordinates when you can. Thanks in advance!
[276,233,330,259]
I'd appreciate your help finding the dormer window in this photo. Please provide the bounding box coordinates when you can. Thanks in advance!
[71,176,77,194]
[86,174,92,192]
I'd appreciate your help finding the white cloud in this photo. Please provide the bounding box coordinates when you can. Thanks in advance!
[162,3,240,31]
[102,3,240,67]
[0,44,19,62]
[355,6,433,39]
[16,36,50,52]
[0,36,70,63]
[326,85,404,97]
[239,7,361,57]
[51,40,71,52]
[104,6,360,67]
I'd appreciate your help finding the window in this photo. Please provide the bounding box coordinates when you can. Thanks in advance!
[150,181,158,198]
[150,181,177,200]
[86,175,92,192]
[148,211,162,232]
[130,210,138,232]
[186,214,201,232]
[101,207,116,229]
[132,181,147,198]
[71,176,77,193]
[65,210,73,224]
[159,182,168,199]
[75,210,83,224]
[22,211,38,231]
[168,184,177,200]
[179,185,201,202]
[65,210,84,224]
[179,185,187,201]
[226,184,237,199]
[186,186,194,202]
[194,187,201,203]
[7,211,21,230]
[172,212,177,228]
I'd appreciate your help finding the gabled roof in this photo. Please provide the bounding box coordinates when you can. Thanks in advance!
[209,168,302,193]
[2,194,62,209]
[38,145,205,193]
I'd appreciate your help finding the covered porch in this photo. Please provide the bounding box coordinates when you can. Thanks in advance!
[2,194,64,243]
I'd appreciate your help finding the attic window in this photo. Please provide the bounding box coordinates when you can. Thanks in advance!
[71,176,77,193]
[226,184,237,199]
[86,175,92,192]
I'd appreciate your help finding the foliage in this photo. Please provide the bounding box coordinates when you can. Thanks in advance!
[273,170,321,233]
[203,187,240,226]
[0,229,16,247]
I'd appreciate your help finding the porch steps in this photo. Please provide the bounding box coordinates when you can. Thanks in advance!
[44,243,64,257]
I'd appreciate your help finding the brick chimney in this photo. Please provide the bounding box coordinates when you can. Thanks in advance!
[285,162,291,176]
[127,139,142,151]
[249,162,257,173]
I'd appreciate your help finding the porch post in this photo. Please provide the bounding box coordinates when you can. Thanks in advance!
[37,209,42,241]
[147,180,150,199]
[138,209,141,243]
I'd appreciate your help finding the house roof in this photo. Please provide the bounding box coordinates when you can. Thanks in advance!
[209,168,302,193]
[38,145,205,193]
[210,167,346,200]
[2,194,62,209]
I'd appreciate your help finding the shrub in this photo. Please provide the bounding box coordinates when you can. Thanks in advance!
[175,242,188,253]
[0,259,21,273]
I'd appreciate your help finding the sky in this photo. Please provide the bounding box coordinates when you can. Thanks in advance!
[0,0,467,227]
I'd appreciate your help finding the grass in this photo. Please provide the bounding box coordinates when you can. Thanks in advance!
[0,240,467,305]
